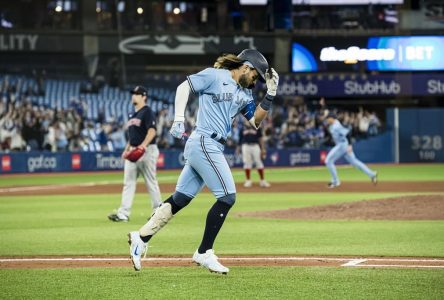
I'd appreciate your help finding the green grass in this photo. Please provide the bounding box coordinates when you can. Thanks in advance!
[0,192,443,257]
[0,165,443,299]
[1,164,444,186]
[1,267,443,300]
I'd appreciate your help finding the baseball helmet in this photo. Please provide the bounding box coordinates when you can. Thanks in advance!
[237,49,269,82]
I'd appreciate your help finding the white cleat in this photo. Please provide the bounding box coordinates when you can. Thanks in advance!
[371,172,378,185]
[127,231,147,271]
[259,180,271,188]
[327,182,341,188]
[243,180,252,188]
[192,249,229,275]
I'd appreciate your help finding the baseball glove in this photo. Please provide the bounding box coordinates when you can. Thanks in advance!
[125,146,145,162]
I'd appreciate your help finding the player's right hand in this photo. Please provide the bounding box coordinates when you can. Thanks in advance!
[121,150,130,160]
[170,121,185,139]
[265,68,279,96]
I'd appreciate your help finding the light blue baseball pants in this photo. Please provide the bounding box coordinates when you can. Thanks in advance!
[325,142,376,185]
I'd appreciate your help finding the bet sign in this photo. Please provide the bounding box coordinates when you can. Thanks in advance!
[317,36,444,71]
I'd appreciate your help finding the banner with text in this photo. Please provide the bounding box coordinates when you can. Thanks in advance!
[278,73,444,98]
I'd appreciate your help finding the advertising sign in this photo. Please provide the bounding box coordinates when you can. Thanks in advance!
[292,36,444,72]
[278,73,444,97]
[367,36,444,71]
[292,0,403,4]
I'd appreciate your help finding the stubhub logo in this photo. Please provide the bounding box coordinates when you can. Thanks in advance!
[427,79,444,94]
[278,81,318,96]
[344,80,401,95]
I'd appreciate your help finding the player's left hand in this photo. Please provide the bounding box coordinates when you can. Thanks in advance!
[265,68,279,96]
[170,121,185,139]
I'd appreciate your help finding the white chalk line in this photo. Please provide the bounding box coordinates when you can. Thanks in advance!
[1,257,444,269]
[349,265,444,269]
[0,182,115,193]
[341,259,368,267]
[0,176,180,193]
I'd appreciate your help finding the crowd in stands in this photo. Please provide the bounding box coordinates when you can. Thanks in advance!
[0,77,382,153]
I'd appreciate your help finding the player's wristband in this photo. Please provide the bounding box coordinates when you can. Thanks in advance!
[259,94,274,111]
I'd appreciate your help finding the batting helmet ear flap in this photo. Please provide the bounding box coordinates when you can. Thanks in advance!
[237,49,269,82]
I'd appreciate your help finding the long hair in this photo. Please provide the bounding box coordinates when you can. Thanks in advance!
[213,54,244,70]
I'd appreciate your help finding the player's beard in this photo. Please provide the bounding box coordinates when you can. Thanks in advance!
[239,74,254,89]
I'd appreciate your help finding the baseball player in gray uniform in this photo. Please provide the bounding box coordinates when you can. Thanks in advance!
[239,120,270,188]
[324,112,378,188]
[108,86,162,222]
[127,49,279,274]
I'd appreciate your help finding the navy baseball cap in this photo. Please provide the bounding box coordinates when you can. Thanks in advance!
[130,86,148,96]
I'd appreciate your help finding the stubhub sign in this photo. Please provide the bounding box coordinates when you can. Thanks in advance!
[276,73,444,97]
[367,36,444,71]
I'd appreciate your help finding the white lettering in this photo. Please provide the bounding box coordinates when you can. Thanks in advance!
[344,80,401,95]
[96,154,124,169]
[290,152,311,165]
[320,46,395,62]
[0,34,39,51]
[28,35,38,50]
[27,156,57,172]
[427,79,444,94]
[405,46,435,61]
[278,81,318,96]
[178,152,186,166]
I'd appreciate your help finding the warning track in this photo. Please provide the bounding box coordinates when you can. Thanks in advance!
[1,256,444,269]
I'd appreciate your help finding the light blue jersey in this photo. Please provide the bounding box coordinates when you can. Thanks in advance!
[325,119,376,185]
[187,68,255,139]
[173,67,258,201]
[328,120,350,145]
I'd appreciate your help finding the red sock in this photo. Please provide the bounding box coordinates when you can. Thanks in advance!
[258,168,264,180]
[245,169,251,180]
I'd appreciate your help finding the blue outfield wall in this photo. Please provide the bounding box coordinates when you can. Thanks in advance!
[0,137,392,174]
[3,108,443,174]
[387,108,444,163]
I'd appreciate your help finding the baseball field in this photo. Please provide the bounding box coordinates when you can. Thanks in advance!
[1,164,443,299]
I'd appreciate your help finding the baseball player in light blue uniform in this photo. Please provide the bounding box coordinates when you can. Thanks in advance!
[325,112,378,188]
[127,49,279,274]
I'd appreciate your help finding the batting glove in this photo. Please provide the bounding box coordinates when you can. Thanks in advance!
[265,68,279,97]
[170,121,185,139]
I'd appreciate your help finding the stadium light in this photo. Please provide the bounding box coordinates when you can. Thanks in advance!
[137,7,143,14]
[173,7,181,14]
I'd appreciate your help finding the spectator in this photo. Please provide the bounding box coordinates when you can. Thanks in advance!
[54,120,68,151]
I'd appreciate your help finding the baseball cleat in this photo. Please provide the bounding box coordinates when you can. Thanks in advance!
[128,231,147,271]
[243,180,252,188]
[192,249,229,274]
[327,182,340,188]
[108,213,129,222]
[259,180,271,188]
[371,172,378,185]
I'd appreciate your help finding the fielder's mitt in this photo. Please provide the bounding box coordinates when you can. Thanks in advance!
[125,146,145,162]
